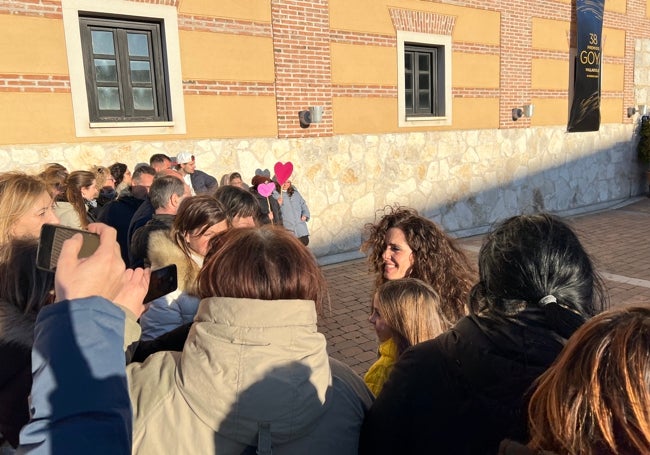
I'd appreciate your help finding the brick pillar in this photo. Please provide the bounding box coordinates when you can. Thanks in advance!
[500,6,533,128]
[271,0,332,138]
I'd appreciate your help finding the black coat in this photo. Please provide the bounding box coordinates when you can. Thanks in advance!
[129,214,174,269]
[359,310,568,455]
[126,198,155,267]
[251,190,283,226]
[0,303,35,448]
[97,194,145,265]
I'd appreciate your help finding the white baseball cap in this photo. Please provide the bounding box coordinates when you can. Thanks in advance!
[176,152,195,164]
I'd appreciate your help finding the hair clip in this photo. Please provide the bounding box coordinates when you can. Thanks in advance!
[538,295,557,306]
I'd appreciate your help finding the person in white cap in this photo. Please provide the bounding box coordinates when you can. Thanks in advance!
[175,152,218,195]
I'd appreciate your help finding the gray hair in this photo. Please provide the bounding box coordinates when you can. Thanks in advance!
[149,175,185,210]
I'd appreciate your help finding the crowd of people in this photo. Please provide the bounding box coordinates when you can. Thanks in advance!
[0,154,648,454]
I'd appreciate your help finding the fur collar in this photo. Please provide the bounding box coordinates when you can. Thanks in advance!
[147,230,199,294]
[0,301,35,348]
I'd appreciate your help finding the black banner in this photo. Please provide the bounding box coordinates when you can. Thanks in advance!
[567,0,604,132]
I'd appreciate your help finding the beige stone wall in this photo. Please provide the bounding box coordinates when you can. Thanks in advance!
[635,39,650,107]
[0,123,640,262]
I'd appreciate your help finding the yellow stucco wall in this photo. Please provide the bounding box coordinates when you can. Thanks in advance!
[602,63,624,92]
[329,0,396,34]
[332,97,397,134]
[331,44,396,85]
[184,95,277,138]
[530,97,622,127]
[180,31,274,81]
[453,53,499,88]
[532,18,569,52]
[601,98,624,124]
[0,93,75,143]
[603,27,625,58]
[452,98,499,129]
[551,0,624,13]
[0,15,68,74]
[329,0,500,45]
[332,97,499,134]
[531,98,568,127]
[178,0,271,22]
[531,59,570,90]
[604,0,626,14]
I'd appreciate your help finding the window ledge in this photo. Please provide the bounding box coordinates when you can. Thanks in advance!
[400,116,451,127]
[90,121,175,128]
[405,116,447,122]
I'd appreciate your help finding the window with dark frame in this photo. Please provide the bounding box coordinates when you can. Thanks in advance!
[404,43,445,117]
[79,15,170,123]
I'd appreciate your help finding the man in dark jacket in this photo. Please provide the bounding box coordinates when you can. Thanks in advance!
[97,165,156,264]
[129,175,190,269]
[176,152,218,195]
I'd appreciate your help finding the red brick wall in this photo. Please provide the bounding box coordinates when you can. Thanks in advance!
[271,0,332,138]
[1,0,648,134]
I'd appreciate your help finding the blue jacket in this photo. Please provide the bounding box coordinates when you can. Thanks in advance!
[18,298,131,455]
[279,187,310,238]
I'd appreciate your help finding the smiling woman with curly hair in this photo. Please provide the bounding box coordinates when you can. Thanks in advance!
[360,213,609,454]
[361,205,475,324]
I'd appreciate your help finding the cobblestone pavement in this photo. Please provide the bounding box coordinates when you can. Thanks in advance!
[319,197,650,376]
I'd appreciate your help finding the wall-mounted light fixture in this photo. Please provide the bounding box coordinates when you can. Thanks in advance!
[627,104,648,118]
[299,106,324,128]
[512,104,534,121]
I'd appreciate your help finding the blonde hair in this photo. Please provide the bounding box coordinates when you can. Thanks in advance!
[527,305,650,454]
[0,172,49,247]
[374,278,449,355]
[90,165,109,189]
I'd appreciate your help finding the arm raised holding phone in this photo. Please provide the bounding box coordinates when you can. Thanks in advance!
[54,223,150,317]
[19,223,149,454]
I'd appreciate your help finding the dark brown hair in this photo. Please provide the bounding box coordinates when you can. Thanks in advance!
[63,170,96,229]
[198,226,327,312]
[527,305,650,454]
[170,194,227,258]
[361,205,474,324]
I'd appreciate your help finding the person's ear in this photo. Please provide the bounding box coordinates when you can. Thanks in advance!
[170,192,180,208]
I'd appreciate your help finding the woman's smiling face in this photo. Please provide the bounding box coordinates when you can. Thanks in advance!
[382,227,414,280]
[11,191,59,239]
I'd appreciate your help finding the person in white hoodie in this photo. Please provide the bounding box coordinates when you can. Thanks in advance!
[126,225,374,454]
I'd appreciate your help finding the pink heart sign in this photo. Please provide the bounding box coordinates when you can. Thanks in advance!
[257,182,275,198]
[274,161,294,185]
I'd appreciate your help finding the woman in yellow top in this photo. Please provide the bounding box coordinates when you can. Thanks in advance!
[365,278,450,396]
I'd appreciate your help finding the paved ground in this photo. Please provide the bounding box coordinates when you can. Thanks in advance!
[319,197,650,376]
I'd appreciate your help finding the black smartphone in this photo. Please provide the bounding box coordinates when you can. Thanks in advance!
[37,223,100,271]
[143,264,178,303]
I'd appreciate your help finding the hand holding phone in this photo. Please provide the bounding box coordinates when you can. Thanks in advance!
[37,224,100,271]
[52,223,126,303]
[142,264,178,303]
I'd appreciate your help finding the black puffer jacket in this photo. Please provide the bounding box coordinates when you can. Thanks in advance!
[0,302,35,448]
[359,309,568,455]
